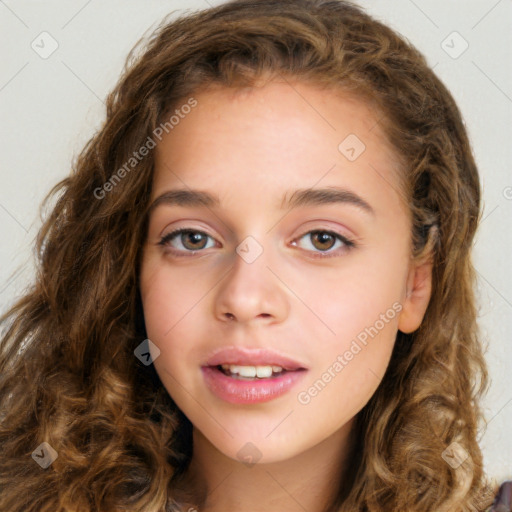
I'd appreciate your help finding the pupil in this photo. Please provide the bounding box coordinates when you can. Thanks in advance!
[313,231,334,251]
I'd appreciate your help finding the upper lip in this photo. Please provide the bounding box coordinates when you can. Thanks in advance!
[205,347,308,371]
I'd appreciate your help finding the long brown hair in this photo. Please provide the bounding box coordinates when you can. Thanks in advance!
[0,1,496,510]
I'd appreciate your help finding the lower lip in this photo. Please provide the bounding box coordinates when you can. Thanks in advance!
[201,366,308,404]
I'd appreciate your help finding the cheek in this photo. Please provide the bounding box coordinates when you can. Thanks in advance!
[139,275,202,406]
[304,257,405,343]
[140,260,206,339]
[296,247,405,403]
[139,262,209,389]
[298,308,399,420]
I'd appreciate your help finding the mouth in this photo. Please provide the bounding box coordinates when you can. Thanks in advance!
[201,364,308,404]
[202,347,308,403]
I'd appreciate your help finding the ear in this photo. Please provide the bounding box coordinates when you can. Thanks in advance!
[397,257,433,334]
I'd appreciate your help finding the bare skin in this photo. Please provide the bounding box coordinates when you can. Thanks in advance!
[139,79,432,511]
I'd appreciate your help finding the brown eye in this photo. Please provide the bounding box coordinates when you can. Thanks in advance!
[180,231,209,250]
[310,231,336,251]
[158,229,216,254]
[292,229,355,258]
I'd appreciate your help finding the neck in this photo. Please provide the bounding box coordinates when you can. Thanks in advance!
[177,418,357,512]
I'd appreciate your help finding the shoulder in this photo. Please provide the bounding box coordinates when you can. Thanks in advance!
[486,480,512,512]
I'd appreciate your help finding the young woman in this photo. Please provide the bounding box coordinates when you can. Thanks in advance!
[0,1,509,510]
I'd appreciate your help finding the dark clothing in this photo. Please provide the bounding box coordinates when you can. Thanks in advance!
[488,481,512,511]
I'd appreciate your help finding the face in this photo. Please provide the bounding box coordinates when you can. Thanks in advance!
[139,79,431,464]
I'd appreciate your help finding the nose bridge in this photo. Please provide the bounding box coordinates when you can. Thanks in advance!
[214,233,288,324]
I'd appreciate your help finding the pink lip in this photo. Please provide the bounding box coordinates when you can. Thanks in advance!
[205,347,307,371]
[201,366,308,404]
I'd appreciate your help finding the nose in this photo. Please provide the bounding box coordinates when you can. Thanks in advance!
[213,242,289,326]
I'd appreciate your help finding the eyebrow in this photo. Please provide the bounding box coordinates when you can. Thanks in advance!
[147,186,375,216]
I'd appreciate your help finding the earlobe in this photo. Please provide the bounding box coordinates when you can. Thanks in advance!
[397,258,433,334]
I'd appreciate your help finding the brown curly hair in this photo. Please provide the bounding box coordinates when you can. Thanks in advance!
[0,0,497,510]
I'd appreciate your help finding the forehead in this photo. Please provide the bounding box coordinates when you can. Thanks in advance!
[151,80,407,214]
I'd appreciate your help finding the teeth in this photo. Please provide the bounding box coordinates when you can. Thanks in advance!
[220,364,284,378]
[256,366,272,378]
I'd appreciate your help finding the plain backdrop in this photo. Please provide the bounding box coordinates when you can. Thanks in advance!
[1,0,511,483]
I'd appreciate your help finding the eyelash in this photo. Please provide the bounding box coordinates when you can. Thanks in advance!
[157,227,356,259]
